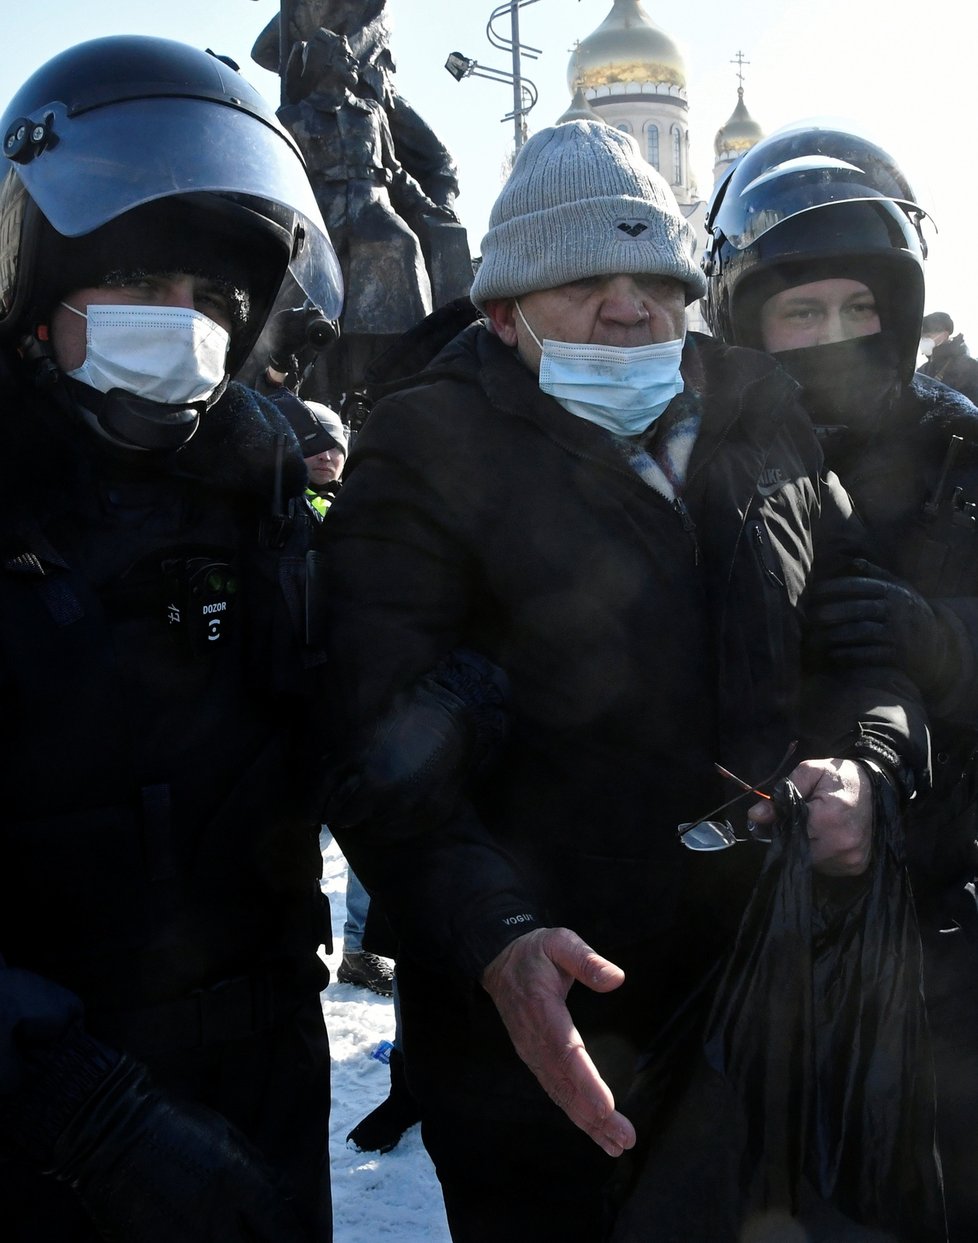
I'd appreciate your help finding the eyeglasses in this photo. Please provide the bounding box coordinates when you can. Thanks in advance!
[677,741,798,852]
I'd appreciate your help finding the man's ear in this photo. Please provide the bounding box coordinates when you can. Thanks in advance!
[484,298,518,347]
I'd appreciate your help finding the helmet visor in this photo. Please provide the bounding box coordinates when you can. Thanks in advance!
[15,96,342,317]
[712,133,924,252]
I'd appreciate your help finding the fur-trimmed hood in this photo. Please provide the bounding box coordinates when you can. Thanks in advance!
[910,371,978,437]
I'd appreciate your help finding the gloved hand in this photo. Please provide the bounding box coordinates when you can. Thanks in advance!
[323,648,508,835]
[265,302,338,375]
[54,1054,306,1243]
[2,1027,307,1243]
[808,558,950,697]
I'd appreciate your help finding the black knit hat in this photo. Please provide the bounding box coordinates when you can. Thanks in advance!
[921,311,953,335]
[268,389,345,457]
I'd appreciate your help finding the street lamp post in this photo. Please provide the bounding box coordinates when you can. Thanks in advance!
[445,0,541,157]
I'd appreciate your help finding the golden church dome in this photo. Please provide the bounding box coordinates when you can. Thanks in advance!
[568,0,686,94]
[714,87,764,158]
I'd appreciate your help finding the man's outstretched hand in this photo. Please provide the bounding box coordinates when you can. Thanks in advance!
[481,927,636,1157]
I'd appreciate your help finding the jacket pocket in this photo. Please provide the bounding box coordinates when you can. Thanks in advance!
[746,519,792,694]
[750,520,785,589]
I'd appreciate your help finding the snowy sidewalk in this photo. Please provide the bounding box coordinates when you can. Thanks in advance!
[321,835,452,1242]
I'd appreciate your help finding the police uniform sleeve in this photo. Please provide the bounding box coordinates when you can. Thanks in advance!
[802,468,931,797]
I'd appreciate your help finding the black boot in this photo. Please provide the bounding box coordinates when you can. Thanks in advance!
[336,950,394,997]
[346,1049,421,1154]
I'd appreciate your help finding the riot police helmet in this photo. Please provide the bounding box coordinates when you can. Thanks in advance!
[0,36,343,383]
[703,122,929,384]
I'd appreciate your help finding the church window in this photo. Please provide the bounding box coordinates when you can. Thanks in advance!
[671,125,683,185]
[645,123,659,169]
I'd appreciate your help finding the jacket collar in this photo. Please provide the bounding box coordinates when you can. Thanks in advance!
[0,371,308,525]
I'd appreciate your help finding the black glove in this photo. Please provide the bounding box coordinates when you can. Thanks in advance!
[808,558,950,697]
[266,303,338,375]
[5,1032,305,1243]
[323,648,508,835]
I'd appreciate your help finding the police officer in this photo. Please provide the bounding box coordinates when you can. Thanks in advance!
[705,122,978,1242]
[0,36,342,1242]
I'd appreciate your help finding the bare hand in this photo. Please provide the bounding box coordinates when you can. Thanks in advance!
[748,758,873,876]
[480,927,636,1157]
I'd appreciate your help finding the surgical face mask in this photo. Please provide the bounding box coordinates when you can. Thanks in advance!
[60,302,230,406]
[918,335,935,359]
[515,301,684,436]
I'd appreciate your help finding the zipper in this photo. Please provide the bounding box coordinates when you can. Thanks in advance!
[751,522,785,587]
[673,496,700,564]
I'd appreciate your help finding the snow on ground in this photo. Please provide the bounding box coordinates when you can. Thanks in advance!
[319,833,452,1242]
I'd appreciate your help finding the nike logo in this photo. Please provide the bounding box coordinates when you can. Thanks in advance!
[757,468,787,497]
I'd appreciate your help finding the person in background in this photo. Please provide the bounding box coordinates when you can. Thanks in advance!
[704,121,978,1242]
[302,401,348,508]
[316,119,929,1241]
[0,37,343,1243]
[268,387,393,999]
[918,311,978,405]
[270,387,350,515]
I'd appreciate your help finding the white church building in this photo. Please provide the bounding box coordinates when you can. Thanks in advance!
[556,0,765,328]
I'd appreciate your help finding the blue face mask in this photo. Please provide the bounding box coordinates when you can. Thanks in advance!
[516,301,685,436]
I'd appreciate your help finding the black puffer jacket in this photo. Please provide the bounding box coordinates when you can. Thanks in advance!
[320,326,927,986]
[0,377,329,1077]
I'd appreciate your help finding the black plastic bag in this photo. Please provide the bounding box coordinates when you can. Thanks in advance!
[611,776,946,1243]
[702,777,946,1239]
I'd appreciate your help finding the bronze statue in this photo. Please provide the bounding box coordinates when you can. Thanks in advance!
[252,2,473,406]
[253,1,457,206]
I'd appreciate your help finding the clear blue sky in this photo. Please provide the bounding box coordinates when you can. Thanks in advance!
[2,2,974,338]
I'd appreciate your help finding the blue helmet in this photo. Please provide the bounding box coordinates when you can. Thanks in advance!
[0,35,343,373]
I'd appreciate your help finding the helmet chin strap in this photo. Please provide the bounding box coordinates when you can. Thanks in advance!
[61,375,232,452]
[21,320,228,451]
[86,385,202,451]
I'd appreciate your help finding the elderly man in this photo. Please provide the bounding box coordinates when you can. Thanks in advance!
[318,121,928,1241]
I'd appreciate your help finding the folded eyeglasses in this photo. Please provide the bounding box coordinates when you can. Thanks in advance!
[677,741,798,852]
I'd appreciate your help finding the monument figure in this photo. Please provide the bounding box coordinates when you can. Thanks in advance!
[252,2,473,406]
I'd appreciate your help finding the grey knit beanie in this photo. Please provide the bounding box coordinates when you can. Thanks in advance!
[470,120,706,310]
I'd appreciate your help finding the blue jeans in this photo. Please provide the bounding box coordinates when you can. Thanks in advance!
[321,826,370,954]
[343,865,370,952]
